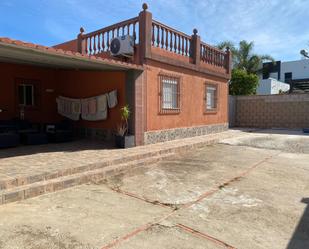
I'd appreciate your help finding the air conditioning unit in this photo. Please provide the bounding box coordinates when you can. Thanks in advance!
[110,35,134,57]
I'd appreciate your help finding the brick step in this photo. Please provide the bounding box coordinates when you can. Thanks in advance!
[0,152,175,205]
[0,148,177,192]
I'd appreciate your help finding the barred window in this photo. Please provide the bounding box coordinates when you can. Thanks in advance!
[205,84,218,112]
[159,75,180,114]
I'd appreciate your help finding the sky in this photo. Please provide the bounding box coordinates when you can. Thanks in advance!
[0,0,308,61]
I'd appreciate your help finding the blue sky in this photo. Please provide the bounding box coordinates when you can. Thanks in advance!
[0,0,308,61]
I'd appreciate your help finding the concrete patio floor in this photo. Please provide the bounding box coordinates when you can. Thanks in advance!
[0,130,308,248]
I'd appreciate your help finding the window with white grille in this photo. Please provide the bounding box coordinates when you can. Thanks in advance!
[159,75,180,113]
[205,84,218,112]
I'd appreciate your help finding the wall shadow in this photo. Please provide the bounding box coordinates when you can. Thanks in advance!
[286,198,309,249]
[0,139,118,159]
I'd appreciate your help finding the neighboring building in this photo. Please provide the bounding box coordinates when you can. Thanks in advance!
[0,4,231,146]
[261,59,309,93]
[257,78,290,95]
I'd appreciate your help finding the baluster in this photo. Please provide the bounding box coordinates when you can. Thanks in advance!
[216,51,219,65]
[174,33,177,53]
[151,23,155,46]
[170,31,173,51]
[133,22,136,42]
[89,37,92,54]
[185,38,188,56]
[127,24,130,35]
[181,36,184,55]
[177,35,181,54]
[117,27,120,37]
[122,26,124,36]
[214,51,217,65]
[85,37,88,54]
[161,27,164,49]
[94,35,98,54]
[97,34,101,52]
[107,32,110,51]
[112,29,115,39]
[156,25,160,47]
[102,32,105,51]
[165,29,169,50]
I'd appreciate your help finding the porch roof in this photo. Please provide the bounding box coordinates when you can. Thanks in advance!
[0,37,143,71]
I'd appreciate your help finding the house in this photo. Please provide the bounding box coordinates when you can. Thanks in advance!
[0,3,231,147]
[261,59,309,93]
[257,78,290,95]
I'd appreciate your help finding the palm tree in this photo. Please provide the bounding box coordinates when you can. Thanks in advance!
[217,40,274,74]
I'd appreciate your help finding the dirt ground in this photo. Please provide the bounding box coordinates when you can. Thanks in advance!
[0,130,308,249]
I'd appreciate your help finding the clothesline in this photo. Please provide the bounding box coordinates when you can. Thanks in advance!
[56,90,118,121]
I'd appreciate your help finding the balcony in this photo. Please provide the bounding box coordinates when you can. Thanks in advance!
[73,3,231,78]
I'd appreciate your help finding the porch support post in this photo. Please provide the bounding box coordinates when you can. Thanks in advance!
[77,27,86,54]
[134,71,146,146]
[138,3,152,64]
[125,70,146,146]
[191,28,200,65]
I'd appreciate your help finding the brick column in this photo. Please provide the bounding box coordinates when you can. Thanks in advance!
[226,47,232,75]
[138,3,152,64]
[134,71,146,146]
[190,29,201,65]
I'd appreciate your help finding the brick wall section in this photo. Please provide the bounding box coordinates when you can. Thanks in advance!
[234,94,309,128]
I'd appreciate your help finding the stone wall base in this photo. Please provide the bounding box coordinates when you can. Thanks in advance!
[75,127,114,141]
[144,123,228,144]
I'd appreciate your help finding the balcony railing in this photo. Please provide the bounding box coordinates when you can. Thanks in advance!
[151,20,191,57]
[76,3,231,75]
[80,17,139,55]
[200,42,226,68]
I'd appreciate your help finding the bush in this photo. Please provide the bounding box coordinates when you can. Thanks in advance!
[229,69,259,95]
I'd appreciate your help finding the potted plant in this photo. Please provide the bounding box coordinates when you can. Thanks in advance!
[115,105,135,148]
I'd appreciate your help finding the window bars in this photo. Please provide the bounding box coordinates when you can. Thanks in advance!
[159,74,180,114]
[205,84,218,112]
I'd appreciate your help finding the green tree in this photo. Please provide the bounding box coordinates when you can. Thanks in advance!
[229,69,259,95]
[217,40,274,74]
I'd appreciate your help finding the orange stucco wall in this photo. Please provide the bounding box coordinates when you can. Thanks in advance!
[0,63,126,130]
[145,61,228,131]
[0,63,59,123]
[56,70,126,129]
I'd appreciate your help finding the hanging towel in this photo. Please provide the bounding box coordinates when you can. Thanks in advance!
[56,96,81,121]
[88,98,97,115]
[107,90,118,108]
[81,100,89,116]
[81,94,108,121]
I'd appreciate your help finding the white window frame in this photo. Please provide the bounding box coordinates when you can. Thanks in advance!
[18,84,34,106]
[159,75,180,114]
[205,84,218,112]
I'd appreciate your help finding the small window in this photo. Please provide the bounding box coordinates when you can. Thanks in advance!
[205,84,218,112]
[18,84,34,106]
[285,72,292,83]
[159,75,180,114]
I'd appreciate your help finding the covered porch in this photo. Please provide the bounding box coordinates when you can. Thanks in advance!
[0,38,144,149]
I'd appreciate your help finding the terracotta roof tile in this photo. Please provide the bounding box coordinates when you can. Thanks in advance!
[0,37,143,70]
